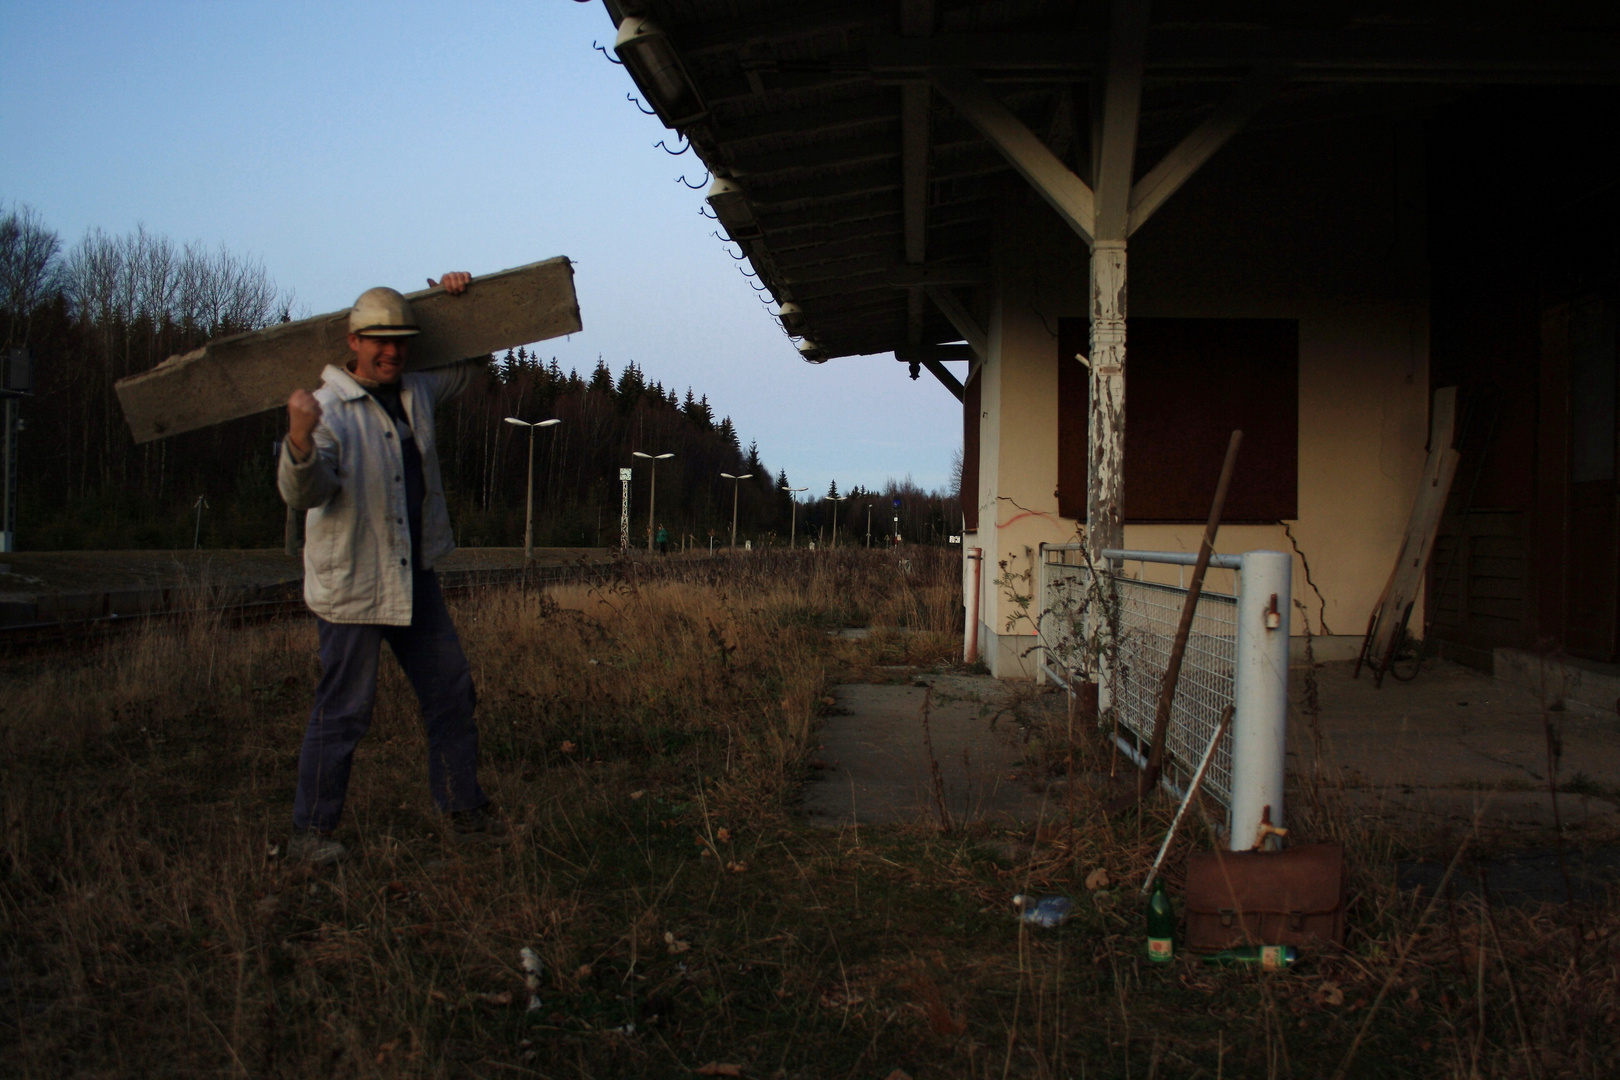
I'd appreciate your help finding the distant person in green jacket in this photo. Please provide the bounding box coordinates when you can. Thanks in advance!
[656,524,669,555]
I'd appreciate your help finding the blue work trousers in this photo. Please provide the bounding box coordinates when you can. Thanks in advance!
[293,570,487,832]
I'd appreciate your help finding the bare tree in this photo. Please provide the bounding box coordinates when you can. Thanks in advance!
[0,201,62,347]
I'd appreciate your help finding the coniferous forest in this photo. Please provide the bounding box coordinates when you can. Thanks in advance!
[1,205,960,551]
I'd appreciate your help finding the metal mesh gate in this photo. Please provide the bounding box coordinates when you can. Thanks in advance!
[1039,547,1239,807]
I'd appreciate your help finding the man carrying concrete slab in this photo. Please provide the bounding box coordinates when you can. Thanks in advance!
[278,271,498,864]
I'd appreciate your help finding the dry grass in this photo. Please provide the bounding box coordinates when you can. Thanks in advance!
[1,546,1616,1078]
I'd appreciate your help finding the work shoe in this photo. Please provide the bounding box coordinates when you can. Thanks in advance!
[288,828,347,866]
[450,804,510,844]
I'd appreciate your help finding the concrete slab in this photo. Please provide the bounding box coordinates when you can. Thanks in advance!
[1291,659,1620,833]
[801,658,1620,840]
[1334,788,1618,832]
[803,675,1067,828]
[1397,846,1620,905]
[1494,646,1620,715]
[1293,660,1620,788]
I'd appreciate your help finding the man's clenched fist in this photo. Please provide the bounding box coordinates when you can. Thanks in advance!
[287,389,323,455]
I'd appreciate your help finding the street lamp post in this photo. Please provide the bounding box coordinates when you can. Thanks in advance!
[632,451,675,552]
[826,493,848,547]
[865,503,873,547]
[781,485,808,547]
[504,416,561,561]
[720,471,754,548]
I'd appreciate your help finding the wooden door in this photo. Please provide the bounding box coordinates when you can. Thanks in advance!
[1563,291,1620,661]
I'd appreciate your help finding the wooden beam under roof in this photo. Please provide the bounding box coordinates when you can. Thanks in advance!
[1128,64,1289,235]
[909,355,966,400]
[676,2,877,57]
[869,28,1620,83]
[727,133,899,180]
[744,171,901,211]
[1092,0,1147,242]
[923,285,987,358]
[754,192,904,232]
[767,229,902,264]
[759,193,986,242]
[790,265,986,302]
[902,84,931,265]
[932,66,1096,244]
[896,344,975,363]
[900,0,936,274]
[714,94,892,146]
[780,260,989,289]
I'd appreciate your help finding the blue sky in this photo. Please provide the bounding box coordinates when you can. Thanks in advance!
[0,0,962,493]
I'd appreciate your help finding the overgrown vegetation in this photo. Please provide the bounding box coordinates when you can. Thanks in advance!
[2,549,1615,1078]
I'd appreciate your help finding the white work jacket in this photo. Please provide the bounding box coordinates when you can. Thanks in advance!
[278,362,474,625]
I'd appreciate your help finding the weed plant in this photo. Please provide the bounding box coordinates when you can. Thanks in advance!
[1,547,1615,1078]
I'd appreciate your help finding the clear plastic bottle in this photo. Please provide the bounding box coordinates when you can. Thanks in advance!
[1012,894,1075,928]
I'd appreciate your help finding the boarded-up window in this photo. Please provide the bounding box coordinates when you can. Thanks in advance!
[1058,318,1299,523]
[962,367,981,530]
[1058,320,1090,521]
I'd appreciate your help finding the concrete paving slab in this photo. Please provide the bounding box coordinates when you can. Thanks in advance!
[1398,846,1620,905]
[1290,660,1620,810]
[1494,646,1620,714]
[803,675,1066,828]
[1332,788,1618,832]
[803,658,1620,840]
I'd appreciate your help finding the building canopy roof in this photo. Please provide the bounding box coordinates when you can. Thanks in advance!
[600,1,1620,362]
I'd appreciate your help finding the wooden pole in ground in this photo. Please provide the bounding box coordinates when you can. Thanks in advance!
[1131,429,1242,805]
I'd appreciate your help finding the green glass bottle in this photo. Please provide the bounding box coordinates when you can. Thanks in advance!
[1145,877,1174,962]
[1200,945,1297,969]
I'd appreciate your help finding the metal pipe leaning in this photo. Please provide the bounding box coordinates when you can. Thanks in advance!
[1140,704,1234,897]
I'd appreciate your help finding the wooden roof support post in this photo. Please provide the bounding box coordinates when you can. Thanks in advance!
[1087,0,1148,565]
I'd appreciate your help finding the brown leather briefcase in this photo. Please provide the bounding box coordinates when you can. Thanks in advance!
[1183,842,1348,952]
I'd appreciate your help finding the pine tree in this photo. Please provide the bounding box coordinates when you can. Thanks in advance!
[615,360,645,400]
[827,479,840,499]
[589,358,614,396]
[683,390,713,430]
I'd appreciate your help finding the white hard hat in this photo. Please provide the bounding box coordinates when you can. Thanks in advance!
[348,287,420,337]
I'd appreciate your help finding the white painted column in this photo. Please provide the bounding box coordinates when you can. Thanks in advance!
[1087,240,1127,566]
[1228,549,1292,851]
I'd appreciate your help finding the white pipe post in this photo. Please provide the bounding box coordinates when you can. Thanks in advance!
[1035,544,1049,685]
[964,547,982,662]
[1228,549,1291,851]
